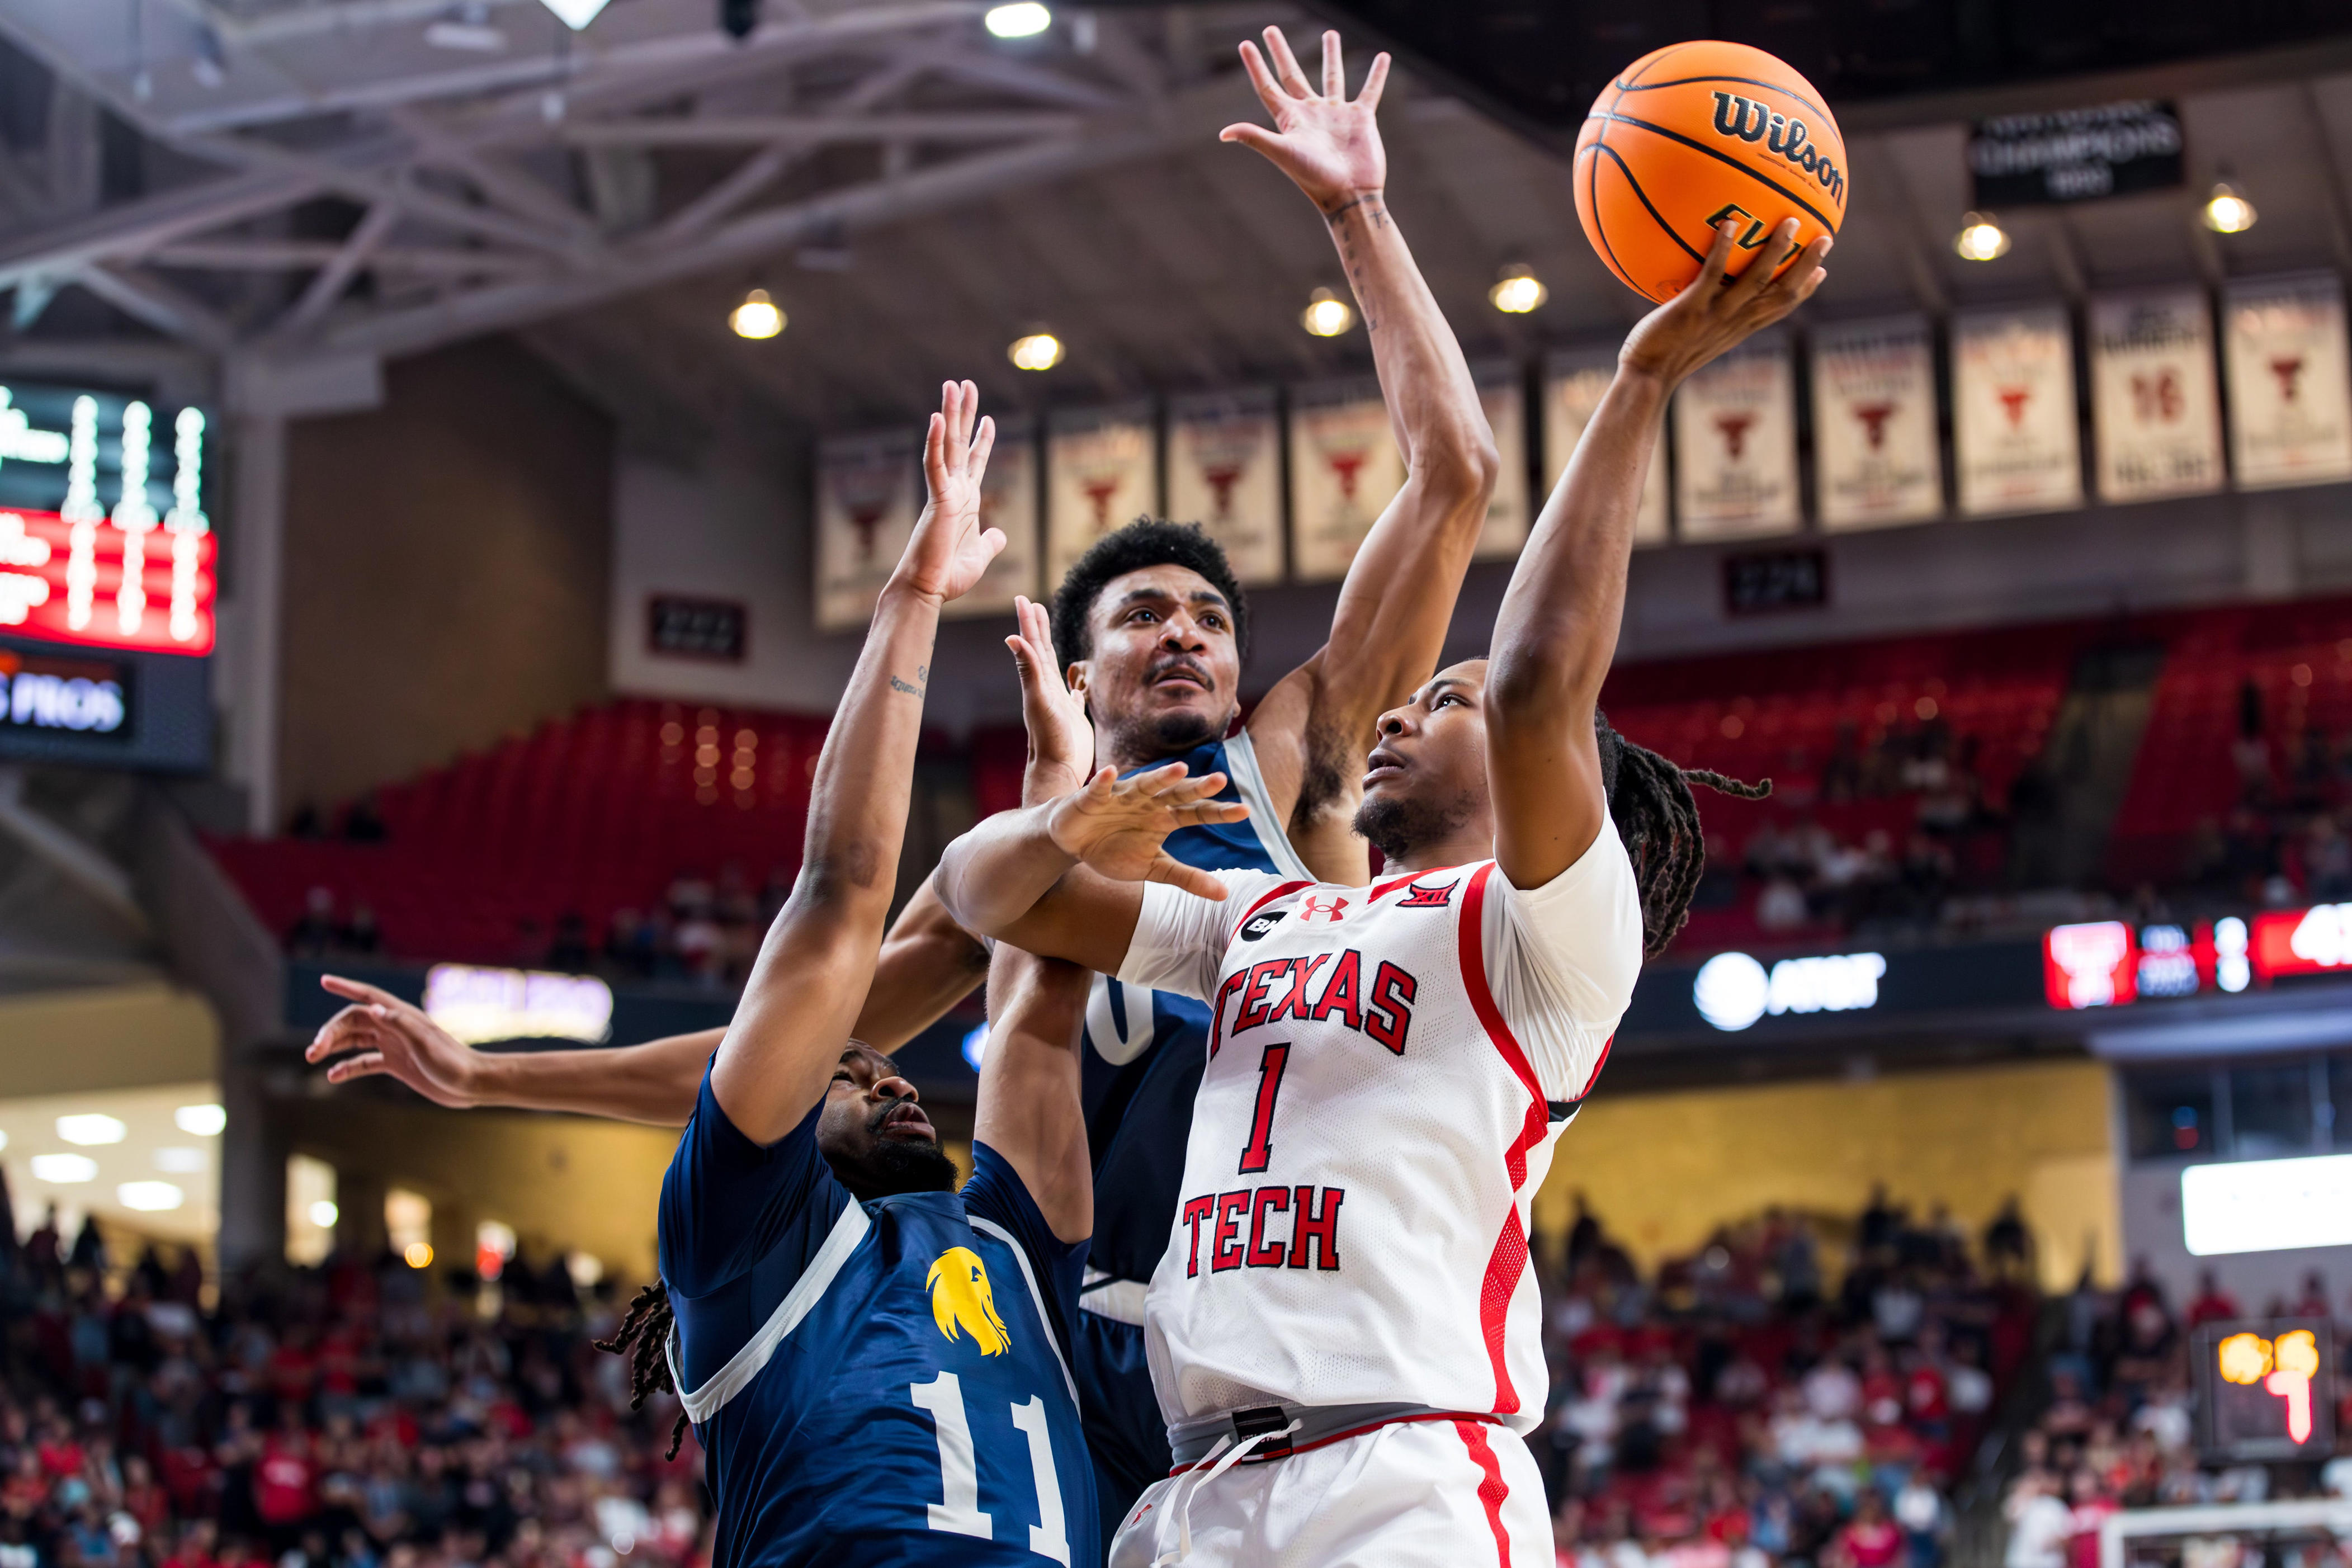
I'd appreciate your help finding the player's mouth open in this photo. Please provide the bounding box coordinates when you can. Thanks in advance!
[1363,745,1408,787]
[877,1101,934,1140]
[1150,664,1211,695]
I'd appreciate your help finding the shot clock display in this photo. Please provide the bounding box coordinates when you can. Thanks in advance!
[2194,1319,2335,1461]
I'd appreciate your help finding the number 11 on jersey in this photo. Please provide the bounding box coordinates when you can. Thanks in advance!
[908,1372,1071,1565]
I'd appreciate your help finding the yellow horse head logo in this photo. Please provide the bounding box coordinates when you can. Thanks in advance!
[925,1247,1010,1357]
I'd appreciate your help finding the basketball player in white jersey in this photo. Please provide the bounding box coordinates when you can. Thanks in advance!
[930,214,1830,1565]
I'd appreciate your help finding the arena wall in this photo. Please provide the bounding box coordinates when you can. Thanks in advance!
[277,338,615,824]
[1535,1057,2122,1290]
[284,1094,677,1284]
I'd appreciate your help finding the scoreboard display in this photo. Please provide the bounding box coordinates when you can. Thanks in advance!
[2194,1319,2335,1461]
[0,379,212,771]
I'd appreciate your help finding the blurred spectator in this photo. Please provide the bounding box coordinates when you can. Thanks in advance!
[0,1226,709,1568]
[287,891,338,961]
[1541,1192,2030,1568]
[341,797,387,845]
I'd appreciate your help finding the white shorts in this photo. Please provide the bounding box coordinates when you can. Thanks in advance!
[1107,1416,1552,1568]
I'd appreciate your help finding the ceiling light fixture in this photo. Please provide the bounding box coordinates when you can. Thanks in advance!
[729,289,785,339]
[2204,181,2257,234]
[310,1200,340,1229]
[536,0,611,30]
[1009,332,1064,371]
[424,20,507,50]
[1954,211,2010,262]
[30,1154,97,1184]
[985,3,1052,38]
[1301,286,1355,337]
[56,1114,126,1146]
[1489,263,1548,314]
[119,1182,185,1212]
[175,1103,226,1136]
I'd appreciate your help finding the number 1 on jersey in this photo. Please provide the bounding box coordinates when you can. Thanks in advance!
[1238,1043,1290,1174]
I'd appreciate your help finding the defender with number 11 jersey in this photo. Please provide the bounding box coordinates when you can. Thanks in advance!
[659,1069,1098,1566]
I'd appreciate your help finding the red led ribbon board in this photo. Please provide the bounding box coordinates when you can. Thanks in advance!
[2251,904,2352,980]
[0,509,216,657]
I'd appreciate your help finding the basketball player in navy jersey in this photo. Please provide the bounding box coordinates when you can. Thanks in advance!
[308,26,1497,1540]
[315,383,1188,1564]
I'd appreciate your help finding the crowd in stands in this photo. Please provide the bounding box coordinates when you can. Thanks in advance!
[1538,1188,2041,1568]
[0,1204,704,1568]
[1676,716,2016,950]
[2165,679,2352,914]
[287,869,792,991]
[2000,1263,2352,1568]
[0,1170,2057,1568]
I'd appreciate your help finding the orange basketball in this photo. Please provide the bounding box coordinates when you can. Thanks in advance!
[1574,41,1849,304]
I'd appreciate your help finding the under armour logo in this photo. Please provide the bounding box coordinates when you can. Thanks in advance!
[1397,881,1457,909]
[1296,894,1349,925]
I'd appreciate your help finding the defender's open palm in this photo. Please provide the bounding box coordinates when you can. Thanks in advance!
[1046,764,1249,900]
[1007,593,1093,804]
[308,975,480,1107]
[1220,28,1391,212]
[894,379,1005,604]
[1621,216,1830,389]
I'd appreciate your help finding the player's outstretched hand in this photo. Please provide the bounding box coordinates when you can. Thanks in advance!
[1006,593,1093,805]
[306,975,481,1108]
[1219,27,1390,215]
[1045,763,1250,900]
[1619,216,1830,389]
[893,379,1006,605]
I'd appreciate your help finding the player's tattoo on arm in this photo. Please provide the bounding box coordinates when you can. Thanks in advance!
[889,664,929,697]
[1325,196,1391,334]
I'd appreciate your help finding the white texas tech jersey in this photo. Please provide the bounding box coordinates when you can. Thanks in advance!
[1115,824,1643,1435]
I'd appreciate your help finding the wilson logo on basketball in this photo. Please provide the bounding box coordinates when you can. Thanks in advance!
[1710,93,1846,203]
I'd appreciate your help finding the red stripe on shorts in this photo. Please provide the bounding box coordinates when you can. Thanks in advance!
[1453,1419,1513,1568]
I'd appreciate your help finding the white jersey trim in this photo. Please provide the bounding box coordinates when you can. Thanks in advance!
[665,1198,870,1424]
[970,1216,1082,1410]
[1221,728,1313,881]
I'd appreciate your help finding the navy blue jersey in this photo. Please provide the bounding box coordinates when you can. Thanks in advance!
[1079,729,1310,1287]
[659,1069,1097,1567]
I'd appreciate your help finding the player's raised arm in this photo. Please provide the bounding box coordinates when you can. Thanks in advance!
[965,597,1101,1244]
[1222,27,1499,869]
[1487,218,1827,890]
[711,380,1003,1143]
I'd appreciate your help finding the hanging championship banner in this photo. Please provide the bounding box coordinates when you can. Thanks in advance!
[2090,290,2223,503]
[1954,308,2083,516]
[1474,363,1532,561]
[1811,317,1942,530]
[1166,389,1284,585]
[814,429,918,631]
[1543,348,1669,546]
[1674,333,1800,539]
[2225,275,2352,490]
[1045,402,1156,585]
[943,414,1039,621]
[1288,377,1405,582]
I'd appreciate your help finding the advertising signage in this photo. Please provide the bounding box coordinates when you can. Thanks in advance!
[1624,939,2045,1039]
[0,382,215,658]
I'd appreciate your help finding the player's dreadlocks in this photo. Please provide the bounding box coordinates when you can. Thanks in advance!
[594,1281,689,1460]
[1596,709,1770,960]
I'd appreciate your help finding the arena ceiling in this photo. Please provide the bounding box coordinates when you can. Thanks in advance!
[1,0,2351,440]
